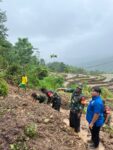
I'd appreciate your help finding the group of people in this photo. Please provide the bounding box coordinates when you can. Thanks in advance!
[31,88,61,111]
[58,86,111,149]
[18,74,111,149]
[18,74,62,111]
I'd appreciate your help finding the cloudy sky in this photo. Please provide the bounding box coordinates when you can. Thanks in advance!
[1,0,113,67]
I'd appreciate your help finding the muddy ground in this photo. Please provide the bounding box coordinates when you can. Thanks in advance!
[0,86,86,150]
[0,85,113,150]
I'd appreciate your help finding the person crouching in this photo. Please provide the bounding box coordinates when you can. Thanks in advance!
[31,92,46,103]
[52,93,61,111]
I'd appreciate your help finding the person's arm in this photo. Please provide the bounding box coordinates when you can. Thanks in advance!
[56,88,67,92]
[57,88,74,93]
[105,114,110,124]
[89,113,99,129]
[89,101,101,129]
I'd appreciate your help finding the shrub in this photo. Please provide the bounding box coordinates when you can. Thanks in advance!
[0,78,8,96]
[101,87,113,99]
[39,75,64,90]
[10,142,28,150]
[24,123,37,138]
[5,64,22,84]
[38,68,48,80]
[6,64,22,76]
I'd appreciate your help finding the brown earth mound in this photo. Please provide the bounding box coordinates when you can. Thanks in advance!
[0,86,86,150]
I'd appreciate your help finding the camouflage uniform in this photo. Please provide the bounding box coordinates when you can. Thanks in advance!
[65,87,85,132]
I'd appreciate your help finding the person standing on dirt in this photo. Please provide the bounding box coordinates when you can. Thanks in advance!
[103,101,111,126]
[18,73,28,93]
[57,85,86,132]
[86,86,104,149]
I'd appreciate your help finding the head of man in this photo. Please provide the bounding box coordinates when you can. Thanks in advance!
[40,88,47,94]
[75,85,82,94]
[31,92,37,99]
[91,86,101,97]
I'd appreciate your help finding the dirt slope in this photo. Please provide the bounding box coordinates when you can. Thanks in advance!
[0,85,86,150]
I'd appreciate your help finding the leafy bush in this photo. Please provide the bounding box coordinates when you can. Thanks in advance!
[10,142,28,150]
[0,78,8,96]
[0,56,8,69]
[24,123,37,138]
[39,75,64,90]
[28,76,40,88]
[5,64,22,84]
[38,68,48,80]
[101,87,113,99]
[7,64,22,76]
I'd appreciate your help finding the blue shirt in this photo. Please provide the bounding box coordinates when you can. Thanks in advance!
[86,96,104,127]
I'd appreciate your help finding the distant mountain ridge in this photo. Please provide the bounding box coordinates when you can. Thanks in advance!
[78,57,113,72]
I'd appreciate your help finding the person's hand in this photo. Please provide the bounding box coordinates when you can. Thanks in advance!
[105,120,108,124]
[89,122,94,129]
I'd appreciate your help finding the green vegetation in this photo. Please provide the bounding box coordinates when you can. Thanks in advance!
[10,142,28,150]
[0,1,113,99]
[47,62,87,74]
[39,75,64,90]
[24,123,37,138]
[101,87,113,99]
[0,78,8,96]
[0,1,64,93]
[70,82,113,99]
[103,125,113,135]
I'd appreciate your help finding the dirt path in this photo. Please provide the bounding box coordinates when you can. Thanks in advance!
[60,109,105,150]
[102,74,113,82]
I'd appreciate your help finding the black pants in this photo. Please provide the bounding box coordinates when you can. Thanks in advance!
[47,97,52,104]
[52,103,61,111]
[90,125,101,148]
[69,110,81,132]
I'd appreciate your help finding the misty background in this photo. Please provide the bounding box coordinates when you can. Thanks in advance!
[1,0,113,71]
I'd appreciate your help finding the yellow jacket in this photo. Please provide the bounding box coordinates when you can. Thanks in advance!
[22,76,28,84]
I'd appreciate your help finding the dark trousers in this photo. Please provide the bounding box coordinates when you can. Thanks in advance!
[47,98,52,104]
[52,103,60,111]
[90,125,101,148]
[69,110,81,132]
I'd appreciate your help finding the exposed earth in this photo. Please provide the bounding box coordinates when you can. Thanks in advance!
[0,73,113,150]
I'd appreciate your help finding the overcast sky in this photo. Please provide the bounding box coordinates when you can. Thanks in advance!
[1,0,113,67]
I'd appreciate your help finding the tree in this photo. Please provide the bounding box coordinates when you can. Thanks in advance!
[0,8,7,39]
[0,2,12,70]
[50,54,57,59]
[40,58,45,66]
[14,38,34,65]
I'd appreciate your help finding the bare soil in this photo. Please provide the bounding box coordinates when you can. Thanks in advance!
[0,85,86,150]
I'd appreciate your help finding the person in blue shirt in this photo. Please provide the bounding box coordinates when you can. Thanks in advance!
[86,86,104,149]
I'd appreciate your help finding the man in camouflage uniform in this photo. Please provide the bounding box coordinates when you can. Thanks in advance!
[57,85,86,132]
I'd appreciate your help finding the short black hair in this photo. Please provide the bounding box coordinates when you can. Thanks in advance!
[92,86,101,94]
[40,88,47,93]
[31,92,37,99]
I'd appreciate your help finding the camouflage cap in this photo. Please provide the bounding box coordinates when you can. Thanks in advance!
[77,83,83,90]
